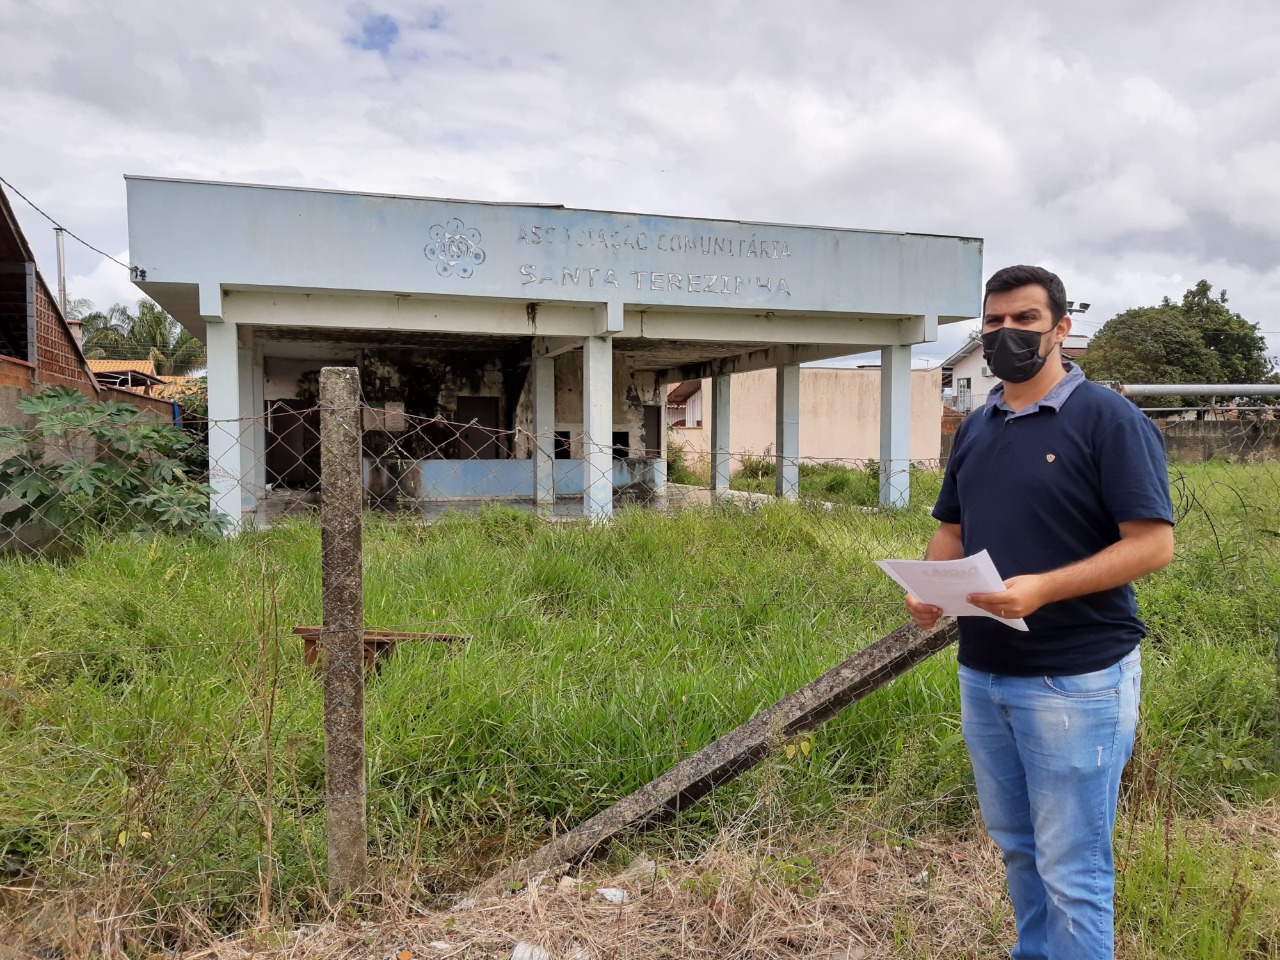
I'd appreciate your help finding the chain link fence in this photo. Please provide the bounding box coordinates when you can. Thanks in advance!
[1,378,1278,956]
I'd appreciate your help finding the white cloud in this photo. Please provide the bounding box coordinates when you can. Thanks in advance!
[67,250,147,313]
[1050,163,1188,238]
[1,0,1279,357]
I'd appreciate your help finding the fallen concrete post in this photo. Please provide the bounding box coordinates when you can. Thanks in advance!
[475,616,959,896]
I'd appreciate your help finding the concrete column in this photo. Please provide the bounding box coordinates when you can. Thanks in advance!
[710,374,732,495]
[205,321,244,528]
[582,334,613,520]
[236,332,264,522]
[775,363,800,500]
[880,344,912,508]
[532,354,555,513]
[250,341,267,517]
[654,398,668,505]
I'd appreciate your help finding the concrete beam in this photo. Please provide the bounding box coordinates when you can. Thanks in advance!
[533,335,584,360]
[656,343,871,384]
[473,617,959,895]
[626,310,906,347]
[222,289,597,339]
[596,300,624,335]
[199,280,223,323]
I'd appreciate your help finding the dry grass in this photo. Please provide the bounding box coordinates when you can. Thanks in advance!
[173,826,1010,960]
[3,804,1277,960]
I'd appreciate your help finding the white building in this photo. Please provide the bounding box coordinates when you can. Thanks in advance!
[125,177,982,523]
[669,366,943,473]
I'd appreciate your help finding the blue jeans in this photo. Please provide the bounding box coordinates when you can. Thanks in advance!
[959,647,1140,960]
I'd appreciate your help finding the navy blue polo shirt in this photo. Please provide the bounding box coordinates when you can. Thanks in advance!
[933,363,1174,676]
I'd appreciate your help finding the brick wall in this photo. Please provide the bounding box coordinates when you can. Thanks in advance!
[99,384,177,422]
[1157,418,1280,463]
[1,357,36,428]
[33,275,94,392]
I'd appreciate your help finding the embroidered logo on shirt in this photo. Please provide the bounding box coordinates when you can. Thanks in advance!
[1046,454,1056,462]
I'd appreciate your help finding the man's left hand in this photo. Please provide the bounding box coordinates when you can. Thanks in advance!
[967,575,1051,620]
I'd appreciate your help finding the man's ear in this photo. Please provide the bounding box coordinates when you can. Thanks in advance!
[1053,313,1072,347]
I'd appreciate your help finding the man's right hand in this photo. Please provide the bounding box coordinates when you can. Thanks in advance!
[905,593,944,630]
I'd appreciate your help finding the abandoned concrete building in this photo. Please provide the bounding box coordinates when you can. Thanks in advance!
[125,177,982,524]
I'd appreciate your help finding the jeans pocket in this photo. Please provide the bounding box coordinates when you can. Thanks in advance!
[1043,661,1124,699]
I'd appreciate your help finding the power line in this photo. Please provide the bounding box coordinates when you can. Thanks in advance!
[0,173,134,273]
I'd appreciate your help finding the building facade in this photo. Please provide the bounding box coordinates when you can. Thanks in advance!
[126,177,983,523]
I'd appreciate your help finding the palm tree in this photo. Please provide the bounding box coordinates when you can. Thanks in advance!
[75,299,206,376]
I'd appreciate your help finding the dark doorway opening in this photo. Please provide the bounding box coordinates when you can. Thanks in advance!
[266,399,320,488]
[643,405,662,457]
[554,430,572,460]
[455,396,501,459]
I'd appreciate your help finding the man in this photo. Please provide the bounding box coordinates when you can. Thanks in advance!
[906,265,1174,960]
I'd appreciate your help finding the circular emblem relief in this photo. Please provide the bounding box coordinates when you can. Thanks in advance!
[424,218,486,278]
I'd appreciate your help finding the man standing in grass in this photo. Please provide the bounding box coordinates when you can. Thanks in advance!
[905,265,1174,959]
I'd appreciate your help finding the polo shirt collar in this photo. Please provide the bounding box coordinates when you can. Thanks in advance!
[985,362,1085,420]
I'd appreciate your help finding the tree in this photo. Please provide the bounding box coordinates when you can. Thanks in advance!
[1079,281,1276,407]
[75,298,206,376]
[1179,280,1271,384]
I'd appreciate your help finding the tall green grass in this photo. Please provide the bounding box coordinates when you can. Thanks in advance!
[729,459,946,506]
[0,462,1275,949]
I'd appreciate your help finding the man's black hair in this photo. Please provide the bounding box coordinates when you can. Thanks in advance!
[984,265,1068,322]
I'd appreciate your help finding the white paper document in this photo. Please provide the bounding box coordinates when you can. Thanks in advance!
[876,549,1029,631]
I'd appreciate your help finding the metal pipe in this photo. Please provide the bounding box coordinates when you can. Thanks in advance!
[1139,406,1277,413]
[54,227,66,317]
[1109,383,1280,397]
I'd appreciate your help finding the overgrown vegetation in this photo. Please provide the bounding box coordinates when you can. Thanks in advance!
[0,386,223,542]
[665,430,704,485]
[0,463,1276,957]
[731,458,945,507]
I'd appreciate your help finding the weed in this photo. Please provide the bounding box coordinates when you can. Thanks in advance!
[0,462,1276,955]
[0,386,225,543]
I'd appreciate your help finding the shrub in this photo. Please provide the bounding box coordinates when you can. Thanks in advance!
[666,429,703,485]
[0,386,226,542]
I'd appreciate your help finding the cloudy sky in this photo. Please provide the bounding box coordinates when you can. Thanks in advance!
[3,0,1280,367]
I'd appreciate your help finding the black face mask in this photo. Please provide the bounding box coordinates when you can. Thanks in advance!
[981,325,1056,384]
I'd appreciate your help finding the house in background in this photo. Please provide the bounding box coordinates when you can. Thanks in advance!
[86,358,167,397]
[0,186,174,426]
[1,186,101,424]
[667,366,942,474]
[942,332,1089,413]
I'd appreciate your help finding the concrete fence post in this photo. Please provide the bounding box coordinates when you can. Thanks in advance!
[319,366,367,900]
